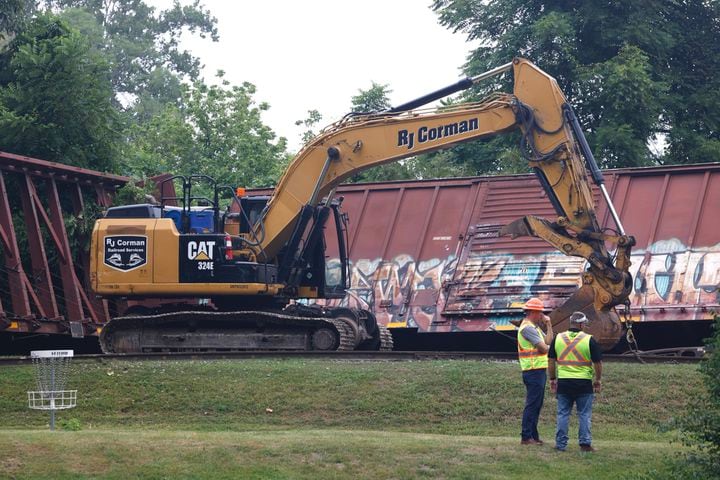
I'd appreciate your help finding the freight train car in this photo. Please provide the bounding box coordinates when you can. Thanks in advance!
[312,163,719,351]
[0,156,717,353]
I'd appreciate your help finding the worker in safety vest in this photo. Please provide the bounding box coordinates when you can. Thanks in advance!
[517,297,553,445]
[548,311,603,452]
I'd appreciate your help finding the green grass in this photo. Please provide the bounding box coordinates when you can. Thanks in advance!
[0,429,682,480]
[0,359,702,478]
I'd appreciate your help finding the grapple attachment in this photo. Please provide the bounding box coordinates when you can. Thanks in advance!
[500,216,635,351]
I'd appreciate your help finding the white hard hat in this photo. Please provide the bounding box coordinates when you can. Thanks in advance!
[569,312,589,324]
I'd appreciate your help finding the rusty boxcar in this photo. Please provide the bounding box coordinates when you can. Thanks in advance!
[314,163,719,351]
[0,154,717,352]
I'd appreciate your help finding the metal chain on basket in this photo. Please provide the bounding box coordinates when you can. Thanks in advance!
[33,356,72,398]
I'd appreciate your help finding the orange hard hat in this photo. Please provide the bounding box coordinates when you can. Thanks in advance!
[523,297,545,311]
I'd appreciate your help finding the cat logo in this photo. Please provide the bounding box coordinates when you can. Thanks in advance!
[187,241,216,261]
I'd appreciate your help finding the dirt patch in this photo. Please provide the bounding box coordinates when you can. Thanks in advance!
[1,456,23,473]
[459,445,499,455]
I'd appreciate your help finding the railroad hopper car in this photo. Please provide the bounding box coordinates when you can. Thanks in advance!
[0,159,717,353]
[306,163,719,351]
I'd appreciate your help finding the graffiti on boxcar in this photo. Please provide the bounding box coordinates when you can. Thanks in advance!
[321,238,720,331]
[324,255,457,330]
[629,239,720,320]
[441,251,585,332]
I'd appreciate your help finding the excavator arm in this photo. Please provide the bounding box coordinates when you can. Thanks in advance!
[254,57,635,349]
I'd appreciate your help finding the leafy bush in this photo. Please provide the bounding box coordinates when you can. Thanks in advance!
[675,315,720,478]
[113,180,155,206]
[58,417,82,431]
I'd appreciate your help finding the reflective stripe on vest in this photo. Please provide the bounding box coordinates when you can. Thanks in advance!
[555,331,593,380]
[517,320,548,370]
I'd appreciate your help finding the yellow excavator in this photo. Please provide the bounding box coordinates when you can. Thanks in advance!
[90,57,635,353]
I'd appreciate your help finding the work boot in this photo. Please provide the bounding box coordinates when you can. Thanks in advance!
[580,444,596,452]
[533,439,544,445]
[520,439,538,445]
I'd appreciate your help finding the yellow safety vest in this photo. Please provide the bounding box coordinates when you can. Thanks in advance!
[517,320,548,371]
[555,331,594,380]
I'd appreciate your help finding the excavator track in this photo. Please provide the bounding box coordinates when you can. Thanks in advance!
[99,308,392,354]
[378,325,394,351]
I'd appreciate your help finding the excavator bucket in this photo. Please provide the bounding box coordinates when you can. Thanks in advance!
[549,284,623,350]
[498,217,533,239]
[500,216,629,350]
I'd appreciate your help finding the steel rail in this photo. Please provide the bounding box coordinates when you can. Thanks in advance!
[0,350,704,366]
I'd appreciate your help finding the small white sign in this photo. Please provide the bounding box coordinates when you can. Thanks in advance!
[30,350,74,358]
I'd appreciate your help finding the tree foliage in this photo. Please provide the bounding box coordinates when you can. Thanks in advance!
[675,316,720,478]
[0,0,35,40]
[347,82,420,183]
[431,0,720,172]
[44,0,218,99]
[294,108,323,146]
[0,14,120,171]
[124,72,289,188]
[0,1,291,188]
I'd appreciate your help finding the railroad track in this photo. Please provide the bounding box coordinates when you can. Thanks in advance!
[0,350,705,366]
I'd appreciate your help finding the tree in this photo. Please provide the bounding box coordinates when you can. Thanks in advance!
[347,82,419,183]
[43,0,218,101]
[675,316,720,478]
[350,82,392,113]
[0,14,120,171]
[431,0,720,171]
[663,1,720,164]
[0,0,35,41]
[294,109,323,146]
[124,72,290,189]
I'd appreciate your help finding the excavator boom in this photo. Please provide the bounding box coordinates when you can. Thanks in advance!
[253,57,634,349]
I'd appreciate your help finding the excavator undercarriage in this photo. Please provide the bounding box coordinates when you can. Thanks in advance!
[100,305,393,353]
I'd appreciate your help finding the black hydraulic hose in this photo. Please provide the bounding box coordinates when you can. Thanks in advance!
[532,167,566,219]
[386,61,513,113]
[386,78,474,113]
[278,205,315,282]
[563,104,604,186]
[218,185,266,249]
[332,204,350,291]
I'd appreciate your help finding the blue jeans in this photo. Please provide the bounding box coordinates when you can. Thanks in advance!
[521,369,546,441]
[556,393,594,450]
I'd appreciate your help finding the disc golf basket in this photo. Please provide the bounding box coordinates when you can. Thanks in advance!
[27,350,77,430]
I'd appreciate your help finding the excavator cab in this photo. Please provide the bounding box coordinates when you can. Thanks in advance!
[96,174,350,302]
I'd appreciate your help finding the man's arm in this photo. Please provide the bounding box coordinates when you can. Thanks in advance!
[548,358,558,392]
[542,314,554,345]
[593,362,603,393]
[534,315,554,354]
[521,324,549,353]
[589,336,602,393]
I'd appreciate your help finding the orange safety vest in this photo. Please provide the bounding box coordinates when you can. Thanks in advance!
[517,319,548,371]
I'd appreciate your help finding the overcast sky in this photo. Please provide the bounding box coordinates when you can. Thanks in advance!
[151,0,475,152]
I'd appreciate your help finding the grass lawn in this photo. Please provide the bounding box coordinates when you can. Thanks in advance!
[0,358,702,479]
